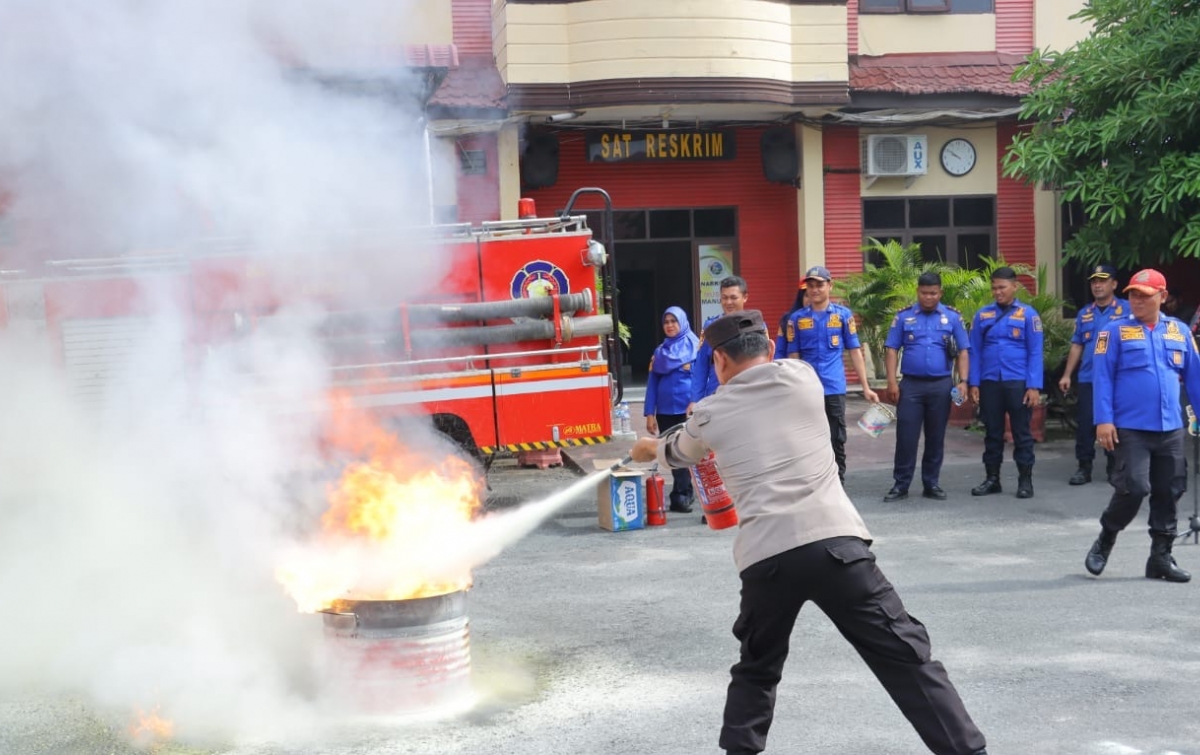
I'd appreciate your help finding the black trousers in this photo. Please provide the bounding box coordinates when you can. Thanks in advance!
[892,375,952,491]
[1100,428,1186,537]
[1073,382,1114,470]
[720,537,986,755]
[978,379,1034,468]
[823,393,848,482]
[656,412,693,502]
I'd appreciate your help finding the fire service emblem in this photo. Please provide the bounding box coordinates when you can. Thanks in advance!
[511,260,570,300]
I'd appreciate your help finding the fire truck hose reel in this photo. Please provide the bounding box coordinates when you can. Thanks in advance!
[403,314,612,349]
[402,290,592,324]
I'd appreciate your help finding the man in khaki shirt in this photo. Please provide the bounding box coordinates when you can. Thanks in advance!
[631,310,986,755]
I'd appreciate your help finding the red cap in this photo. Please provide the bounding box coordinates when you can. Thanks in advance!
[1124,268,1167,295]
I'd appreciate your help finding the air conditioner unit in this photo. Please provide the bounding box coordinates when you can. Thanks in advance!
[862,135,928,177]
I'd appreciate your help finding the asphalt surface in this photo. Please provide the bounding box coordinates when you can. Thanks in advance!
[3,395,1200,755]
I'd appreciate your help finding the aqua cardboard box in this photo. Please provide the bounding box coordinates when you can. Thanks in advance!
[597,469,645,532]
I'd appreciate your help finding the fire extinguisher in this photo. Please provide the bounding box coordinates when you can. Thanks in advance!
[646,464,667,526]
[689,452,738,530]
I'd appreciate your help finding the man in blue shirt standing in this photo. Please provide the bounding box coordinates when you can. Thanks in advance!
[968,266,1043,499]
[787,265,879,484]
[1057,265,1127,485]
[882,272,970,501]
[689,275,748,415]
[1084,269,1200,583]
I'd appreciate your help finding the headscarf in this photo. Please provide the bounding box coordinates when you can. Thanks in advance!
[651,306,700,375]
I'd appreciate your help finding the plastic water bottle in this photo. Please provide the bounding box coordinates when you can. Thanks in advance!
[950,386,965,407]
[616,401,632,435]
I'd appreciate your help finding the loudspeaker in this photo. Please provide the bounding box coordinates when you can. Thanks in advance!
[521,132,559,189]
[760,127,799,184]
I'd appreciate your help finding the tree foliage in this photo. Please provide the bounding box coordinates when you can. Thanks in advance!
[1003,0,1200,268]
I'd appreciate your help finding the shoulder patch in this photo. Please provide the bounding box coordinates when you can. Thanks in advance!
[848,318,858,334]
[1033,316,1042,332]
[1094,330,1109,355]
[786,319,795,341]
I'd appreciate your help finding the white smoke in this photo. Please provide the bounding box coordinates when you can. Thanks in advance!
[0,0,461,745]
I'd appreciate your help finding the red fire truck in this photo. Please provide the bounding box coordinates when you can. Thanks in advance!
[0,188,623,465]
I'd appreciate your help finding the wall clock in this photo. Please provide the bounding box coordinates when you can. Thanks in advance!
[940,138,976,177]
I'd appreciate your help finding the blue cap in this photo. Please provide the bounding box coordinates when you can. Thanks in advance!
[1088,264,1117,280]
[803,265,832,282]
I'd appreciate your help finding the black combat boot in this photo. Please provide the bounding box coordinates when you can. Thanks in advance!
[1085,527,1118,575]
[1068,461,1092,486]
[971,466,1002,496]
[1016,464,1034,499]
[1146,534,1191,583]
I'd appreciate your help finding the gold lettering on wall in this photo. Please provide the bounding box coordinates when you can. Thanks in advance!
[585,130,736,162]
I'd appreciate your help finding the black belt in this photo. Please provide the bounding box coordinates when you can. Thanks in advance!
[903,374,952,381]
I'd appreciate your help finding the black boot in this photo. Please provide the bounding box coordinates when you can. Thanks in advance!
[668,493,693,514]
[971,466,1002,496]
[1085,527,1118,575]
[1146,534,1191,582]
[1016,464,1034,499]
[1069,461,1092,486]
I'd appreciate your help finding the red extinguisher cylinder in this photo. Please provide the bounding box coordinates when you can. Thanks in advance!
[690,452,738,530]
[646,468,667,526]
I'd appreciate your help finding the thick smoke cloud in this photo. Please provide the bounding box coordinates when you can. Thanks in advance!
[0,0,457,744]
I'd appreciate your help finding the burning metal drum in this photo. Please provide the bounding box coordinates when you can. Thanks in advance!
[319,590,472,716]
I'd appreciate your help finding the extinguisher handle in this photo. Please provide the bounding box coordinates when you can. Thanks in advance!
[611,455,634,470]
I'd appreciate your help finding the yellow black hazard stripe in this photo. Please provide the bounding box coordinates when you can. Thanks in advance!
[480,436,611,455]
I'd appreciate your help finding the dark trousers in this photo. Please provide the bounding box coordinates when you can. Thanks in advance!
[720,537,986,755]
[892,376,952,491]
[979,379,1034,468]
[1100,428,1186,537]
[823,393,848,482]
[1073,382,1114,470]
[656,412,693,503]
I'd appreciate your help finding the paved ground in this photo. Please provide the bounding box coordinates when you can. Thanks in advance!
[3,395,1200,755]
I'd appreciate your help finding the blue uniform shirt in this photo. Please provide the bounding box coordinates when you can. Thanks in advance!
[645,357,693,416]
[1092,314,1200,431]
[968,301,1044,389]
[786,302,862,395]
[884,302,970,378]
[689,315,721,403]
[1070,298,1128,383]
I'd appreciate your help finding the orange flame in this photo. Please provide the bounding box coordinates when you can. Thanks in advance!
[128,706,174,749]
[276,397,483,612]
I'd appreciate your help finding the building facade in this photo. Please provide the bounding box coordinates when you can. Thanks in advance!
[458,0,1091,374]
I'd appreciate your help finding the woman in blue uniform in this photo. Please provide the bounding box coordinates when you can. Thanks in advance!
[645,306,701,512]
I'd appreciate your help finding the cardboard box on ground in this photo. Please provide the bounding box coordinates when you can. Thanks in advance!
[596,468,645,532]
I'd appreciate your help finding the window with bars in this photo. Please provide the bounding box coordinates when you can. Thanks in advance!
[860,0,993,13]
[863,196,996,269]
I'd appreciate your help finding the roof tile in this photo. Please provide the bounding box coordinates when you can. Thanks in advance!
[850,52,1030,97]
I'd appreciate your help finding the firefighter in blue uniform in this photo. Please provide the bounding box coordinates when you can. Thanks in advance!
[882,272,970,501]
[1058,264,1127,485]
[787,265,879,484]
[1084,269,1200,583]
[689,275,748,414]
[968,266,1043,499]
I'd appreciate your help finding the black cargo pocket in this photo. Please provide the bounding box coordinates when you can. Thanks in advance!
[875,588,932,663]
[825,538,875,565]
